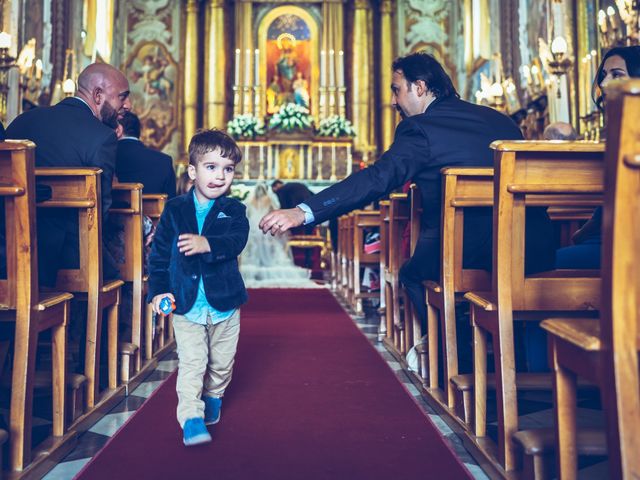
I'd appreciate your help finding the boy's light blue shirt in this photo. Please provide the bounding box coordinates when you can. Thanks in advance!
[183,190,236,325]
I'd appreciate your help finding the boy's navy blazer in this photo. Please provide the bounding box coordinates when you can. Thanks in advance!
[147,190,249,314]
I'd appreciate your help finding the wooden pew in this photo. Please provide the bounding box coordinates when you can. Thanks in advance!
[351,210,380,315]
[378,201,390,341]
[542,80,640,480]
[464,141,604,472]
[343,213,355,306]
[382,194,409,353]
[110,184,160,390]
[35,167,126,420]
[141,194,172,360]
[422,168,492,418]
[0,141,76,475]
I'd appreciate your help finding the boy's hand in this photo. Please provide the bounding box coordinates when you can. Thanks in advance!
[151,293,175,315]
[177,234,211,256]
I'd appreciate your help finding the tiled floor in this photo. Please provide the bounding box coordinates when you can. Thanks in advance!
[43,354,179,480]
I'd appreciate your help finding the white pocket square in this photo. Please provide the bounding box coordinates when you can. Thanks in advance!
[217,212,230,219]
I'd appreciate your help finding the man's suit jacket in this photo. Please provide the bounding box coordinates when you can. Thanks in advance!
[5,97,118,285]
[305,96,554,274]
[116,138,176,198]
[275,182,313,209]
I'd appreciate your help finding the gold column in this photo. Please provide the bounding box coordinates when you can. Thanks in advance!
[379,0,395,151]
[352,0,372,153]
[236,0,253,115]
[184,0,199,146]
[205,0,227,129]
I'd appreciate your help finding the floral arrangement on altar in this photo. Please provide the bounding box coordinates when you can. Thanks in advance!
[268,102,313,133]
[227,114,266,140]
[228,183,251,202]
[315,115,356,138]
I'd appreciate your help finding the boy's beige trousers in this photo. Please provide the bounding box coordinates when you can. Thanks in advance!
[172,310,240,427]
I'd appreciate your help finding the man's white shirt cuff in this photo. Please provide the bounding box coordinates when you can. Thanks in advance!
[297,203,315,225]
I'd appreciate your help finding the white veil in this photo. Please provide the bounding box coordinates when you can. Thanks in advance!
[241,181,319,288]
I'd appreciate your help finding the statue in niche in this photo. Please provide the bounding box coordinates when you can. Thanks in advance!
[266,74,283,114]
[276,33,298,101]
[292,72,309,107]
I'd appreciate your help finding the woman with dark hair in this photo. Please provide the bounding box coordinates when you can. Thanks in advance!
[592,46,640,111]
[556,45,640,270]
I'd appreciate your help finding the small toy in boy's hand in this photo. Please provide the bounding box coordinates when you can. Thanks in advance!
[159,296,176,315]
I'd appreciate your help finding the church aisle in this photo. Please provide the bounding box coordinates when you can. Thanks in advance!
[70,289,476,479]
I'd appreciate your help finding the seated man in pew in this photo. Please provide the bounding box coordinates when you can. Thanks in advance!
[115,111,176,198]
[5,62,131,287]
[260,51,555,333]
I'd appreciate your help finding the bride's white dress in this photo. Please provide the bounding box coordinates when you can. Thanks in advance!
[240,183,320,288]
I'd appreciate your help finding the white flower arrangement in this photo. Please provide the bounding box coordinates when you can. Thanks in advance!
[227,114,266,140]
[228,183,251,202]
[316,115,356,138]
[268,102,313,133]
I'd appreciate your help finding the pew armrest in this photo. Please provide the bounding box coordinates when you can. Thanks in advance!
[540,318,601,351]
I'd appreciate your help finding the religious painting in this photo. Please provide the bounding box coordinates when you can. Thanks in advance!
[124,41,179,149]
[262,12,313,115]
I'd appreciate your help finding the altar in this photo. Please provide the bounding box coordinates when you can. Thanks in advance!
[237,136,353,181]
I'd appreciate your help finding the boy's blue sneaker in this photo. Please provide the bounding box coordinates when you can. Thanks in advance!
[182,417,212,446]
[203,396,222,425]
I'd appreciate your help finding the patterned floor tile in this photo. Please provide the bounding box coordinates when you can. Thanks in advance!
[61,432,110,462]
[42,457,91,480]
[88,411,136,437]
[130,380,166,398]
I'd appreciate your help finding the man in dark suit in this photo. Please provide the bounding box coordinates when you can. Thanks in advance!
[271,179,313,209]
[115,111,176,198]
[6,62,131,286]
[260,52,554,326]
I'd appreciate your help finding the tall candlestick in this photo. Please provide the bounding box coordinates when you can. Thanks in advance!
[329,49,335,87]
[338,50,344,88]
[235,49,240,86]
[320,50,326,87]
[244,49,251,86]
[254,49,260,86]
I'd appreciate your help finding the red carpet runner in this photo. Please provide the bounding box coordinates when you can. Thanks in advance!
[76,289,472,479]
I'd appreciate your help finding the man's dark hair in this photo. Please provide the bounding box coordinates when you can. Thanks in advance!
[188,129,242,166]
[119,111,141,138]
[271,179,284,189]
[392,52,459,99]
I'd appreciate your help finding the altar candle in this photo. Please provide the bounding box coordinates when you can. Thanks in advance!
[338,50,345,88]
[244,49,251,86]
[590,50,598,86]
[320,50,326,87]
[254,49,260,86]
[598,10,608,35]
[235,49,240,86]
[329,50,335,87]
[607,6,620,32]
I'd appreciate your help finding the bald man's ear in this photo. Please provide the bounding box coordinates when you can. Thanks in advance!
[92,87,104,105]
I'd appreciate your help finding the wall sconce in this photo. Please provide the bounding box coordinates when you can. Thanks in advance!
[0,32,15,123]
[62,78,76,97]
[541,36,573,98]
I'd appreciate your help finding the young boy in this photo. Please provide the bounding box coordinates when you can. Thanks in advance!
[147,129,249,446]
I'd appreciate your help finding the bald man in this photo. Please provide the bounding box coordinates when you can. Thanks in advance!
[6,62,131,286]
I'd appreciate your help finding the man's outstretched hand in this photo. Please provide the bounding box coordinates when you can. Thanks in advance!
[259,207,306,236]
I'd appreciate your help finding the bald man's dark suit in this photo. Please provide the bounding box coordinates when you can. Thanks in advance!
[304,96,555,325]
[6,97,118,286]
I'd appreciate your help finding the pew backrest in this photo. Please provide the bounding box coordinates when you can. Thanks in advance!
[0,141,38,309]
[35,167,103,292]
